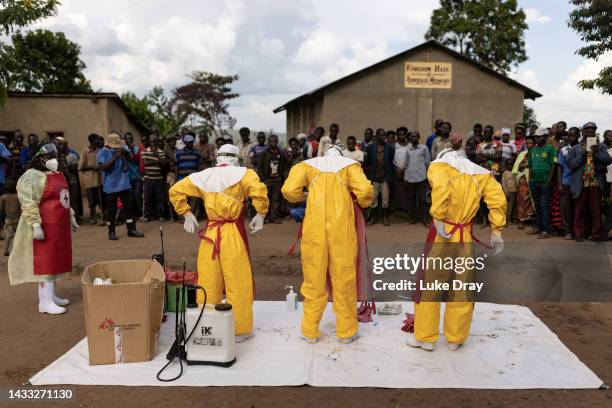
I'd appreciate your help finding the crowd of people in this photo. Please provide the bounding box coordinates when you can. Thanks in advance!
[1,118,611,245]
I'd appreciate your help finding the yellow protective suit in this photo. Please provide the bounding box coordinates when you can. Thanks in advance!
[281,158,374,339]
[169,168,268,335]
[415,155,506,344]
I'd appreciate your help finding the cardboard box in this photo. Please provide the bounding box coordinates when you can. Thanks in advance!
[82,260,165,365]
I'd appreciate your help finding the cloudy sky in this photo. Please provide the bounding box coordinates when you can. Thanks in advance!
[32,0,612,133]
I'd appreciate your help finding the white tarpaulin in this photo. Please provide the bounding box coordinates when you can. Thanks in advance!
[30,301,603,389]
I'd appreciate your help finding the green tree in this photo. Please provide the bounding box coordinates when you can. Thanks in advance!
[121,91,157,129]
[121,87,187,137]
[522,104,539,128]
[1,29,91,92]
[0,1,60,100]
[425,0,528,74]
[171,72,239,138]
[0,0,59,34]
[147,86,187,136]
[568,0,612,95]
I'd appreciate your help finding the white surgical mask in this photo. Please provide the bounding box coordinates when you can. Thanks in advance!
[44,158,58,172]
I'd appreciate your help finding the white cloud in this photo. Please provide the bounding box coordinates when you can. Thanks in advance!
[531,52,612,131]
[20,0,440,130]
[510,68,541,90]
[259,38,286,63]
[525,8,551,25]
[294,30,343,65]
[230,94,290,133]
[19,0,610,134]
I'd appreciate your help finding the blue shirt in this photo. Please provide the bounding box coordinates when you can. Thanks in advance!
[97,147,131,193]
[175,148,203,180]
[558,145,573,186]
[0,144,11,184]
[127,145,140,181]
[426,132,437,154]
[19,147,33,167]
[249,144,268,168]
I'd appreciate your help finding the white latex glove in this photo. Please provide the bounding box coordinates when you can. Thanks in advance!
[490,230,504,255]
[249,213,265,234]
[433,219,451,239]
[70,215,79,231]
[32,223,45,240]
[183,211,199,234]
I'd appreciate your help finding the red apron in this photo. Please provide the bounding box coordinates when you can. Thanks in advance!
[33,172,72,275]
[198,207,254,296]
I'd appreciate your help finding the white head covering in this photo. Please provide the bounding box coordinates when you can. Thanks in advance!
[216,144,240,167]
[434,148,490,175]
[324,145,344,157]
[190,143,245,192]
[296,133,307,140]
[304,144,355,173]
[501,127,511,135]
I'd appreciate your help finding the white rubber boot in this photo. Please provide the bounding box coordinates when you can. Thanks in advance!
[406,333,435,351]
[38,282,66,315]
[447,342,463,351]
[50,282,70,306]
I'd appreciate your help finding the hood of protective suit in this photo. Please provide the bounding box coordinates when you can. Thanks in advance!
[216,144,240,167]
[189,166,247,193]
[433,148,490,176]
[303,145,356,173]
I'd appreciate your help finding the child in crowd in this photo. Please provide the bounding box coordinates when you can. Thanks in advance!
[501,158,517,224]
[0,180,22,256]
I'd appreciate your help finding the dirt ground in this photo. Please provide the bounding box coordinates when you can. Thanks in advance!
[1,220,611,408]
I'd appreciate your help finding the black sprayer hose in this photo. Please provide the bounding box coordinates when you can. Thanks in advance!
[156,285,207,382]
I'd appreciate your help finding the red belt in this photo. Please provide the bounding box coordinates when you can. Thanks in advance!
[441,220,493,248]
[199,218,241,260]
[414,219,492,303]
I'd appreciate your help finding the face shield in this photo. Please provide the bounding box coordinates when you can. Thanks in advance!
[34,143,58,158]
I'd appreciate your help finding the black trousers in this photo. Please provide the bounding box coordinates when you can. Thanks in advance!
[144,179,165,220]
[559,185,574,235]
[105,189,135,230]
[265,180,283,221]
[131,177,143,218]
[86,186,103,218]
[405,180,430,224]
[68,180,83,218]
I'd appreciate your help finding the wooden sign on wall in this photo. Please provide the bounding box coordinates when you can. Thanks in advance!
[404,62,452,89]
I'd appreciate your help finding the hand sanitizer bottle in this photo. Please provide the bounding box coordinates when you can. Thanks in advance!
[285,286,297,311]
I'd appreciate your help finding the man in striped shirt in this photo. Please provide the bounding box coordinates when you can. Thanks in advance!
[141,134,169,221]
[175,134,204,219]
[175,135,203,181]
